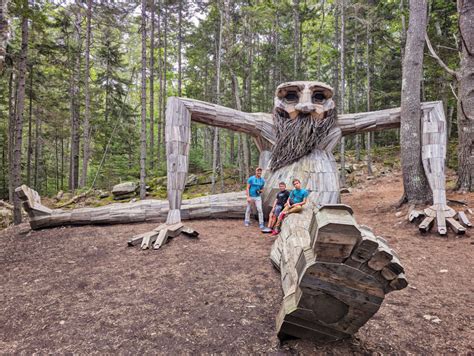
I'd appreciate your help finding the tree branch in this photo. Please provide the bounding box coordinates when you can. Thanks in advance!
[425,33,459,80]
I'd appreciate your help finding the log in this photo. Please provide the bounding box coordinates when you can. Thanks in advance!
[16,185,247,230]
[272,204,407,342]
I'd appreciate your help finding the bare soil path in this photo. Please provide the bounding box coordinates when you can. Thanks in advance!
[1,173,473,354]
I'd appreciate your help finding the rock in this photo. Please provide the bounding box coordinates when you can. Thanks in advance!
[344,165,354,174]
[54,190,64,202]
[439,269,448,273]
[112,182,138,197]
[366,175,375,180]
[113,193,136,201]
[0,208,12,228]
[340,187,351,194]
[99,191,110,199]
[185,174,199,186]
[395,211,403,218]
[424,314,442,324]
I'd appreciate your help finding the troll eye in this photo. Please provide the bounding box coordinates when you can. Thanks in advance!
[284,91,299,102]
[312,92,325,103]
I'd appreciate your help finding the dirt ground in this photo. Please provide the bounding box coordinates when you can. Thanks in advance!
[1,172,473,354]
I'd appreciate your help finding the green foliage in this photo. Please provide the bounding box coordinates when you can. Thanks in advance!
[0,0,461,200]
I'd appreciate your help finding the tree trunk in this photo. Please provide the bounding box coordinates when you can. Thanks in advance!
[353,33,361,161]
[149,0,155,171]
[0,0,9,70]
[55,136,59,191]
[456,0,474,192]
[68,14,81,191]
[230,72,242,165]
[156,0,162,161]
[140,0,147,199]
[7,70,15,203]
[400,0,432,204]
[34,111,41,190]
[26,65,33,186]
[366,23,373,176]
[211,6,223,194]
[177,0,182,97]
[80,0,92,188]
[12,3,29,224]
[292,0,300,78]
[400,0,407,61]
[161,2,167,161]
[339,0,346,187]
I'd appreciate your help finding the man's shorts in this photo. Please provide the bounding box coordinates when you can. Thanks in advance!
[274,204,284,217]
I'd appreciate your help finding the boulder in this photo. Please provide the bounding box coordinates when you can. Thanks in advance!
[185,174,198,186]
[112,182,138,197]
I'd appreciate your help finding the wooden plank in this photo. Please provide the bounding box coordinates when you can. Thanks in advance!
[419,216,434,232]
[458,211,472,227]
[389,274,408,291]
[436,208,447,235]
[446,217,466,234]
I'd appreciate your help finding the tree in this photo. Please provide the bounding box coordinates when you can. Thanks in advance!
[149,0,155,171]
[426,1,474,192]
[140,0,147,199]
[399,0,432,204]
[0,0,9,71]
[80,0,93,188]
[68,8,82,191]
[11,0,29,224]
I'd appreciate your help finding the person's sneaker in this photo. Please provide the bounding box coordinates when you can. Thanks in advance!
[261,227,273,233]
[244,221,250,227]
[271,229,279,236]
[259,223,265,229]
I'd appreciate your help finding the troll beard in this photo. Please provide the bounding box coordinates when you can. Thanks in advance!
[269,109,336,171]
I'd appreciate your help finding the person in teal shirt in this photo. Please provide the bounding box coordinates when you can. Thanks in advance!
[245,167,265,228]
[272,178,309,235]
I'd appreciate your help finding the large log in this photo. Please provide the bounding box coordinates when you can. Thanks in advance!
[271,203,407,342]
[16,185,247,230]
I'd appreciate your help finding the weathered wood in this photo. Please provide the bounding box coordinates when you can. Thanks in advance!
[272,204,407,342]
[17,186,247,230]
[457,211,472,227]
[419,216,435,232]
[181,226,199,238]
[446,217,466,234]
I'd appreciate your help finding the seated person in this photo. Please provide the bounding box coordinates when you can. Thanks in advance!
[272,178,308,235]
[262,182,290,233]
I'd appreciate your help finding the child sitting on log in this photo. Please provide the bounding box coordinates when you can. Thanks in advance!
[262,182,290,233]
[271,178,308,236]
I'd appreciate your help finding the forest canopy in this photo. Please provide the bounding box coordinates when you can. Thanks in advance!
[0,0,462,200]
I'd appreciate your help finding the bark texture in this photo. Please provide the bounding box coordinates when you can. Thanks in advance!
[12,3,29,224]
[400,0,432,204]
[456,0,474,192]
[0,0,9,70]
[80,0,92,188]
[139,0,147,199]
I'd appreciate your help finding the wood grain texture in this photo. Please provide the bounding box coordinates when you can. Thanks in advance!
[17,185,247,230]
[272,205,407,342]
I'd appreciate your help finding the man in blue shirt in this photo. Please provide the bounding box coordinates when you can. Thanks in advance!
[245,167,265,228]
[272,178,308,235]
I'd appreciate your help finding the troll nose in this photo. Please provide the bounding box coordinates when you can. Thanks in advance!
[295,102,315,113]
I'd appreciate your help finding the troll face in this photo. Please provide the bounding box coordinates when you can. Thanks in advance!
[270,81,337,171]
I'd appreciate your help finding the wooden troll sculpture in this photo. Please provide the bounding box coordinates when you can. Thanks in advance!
[17,81,471,342]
